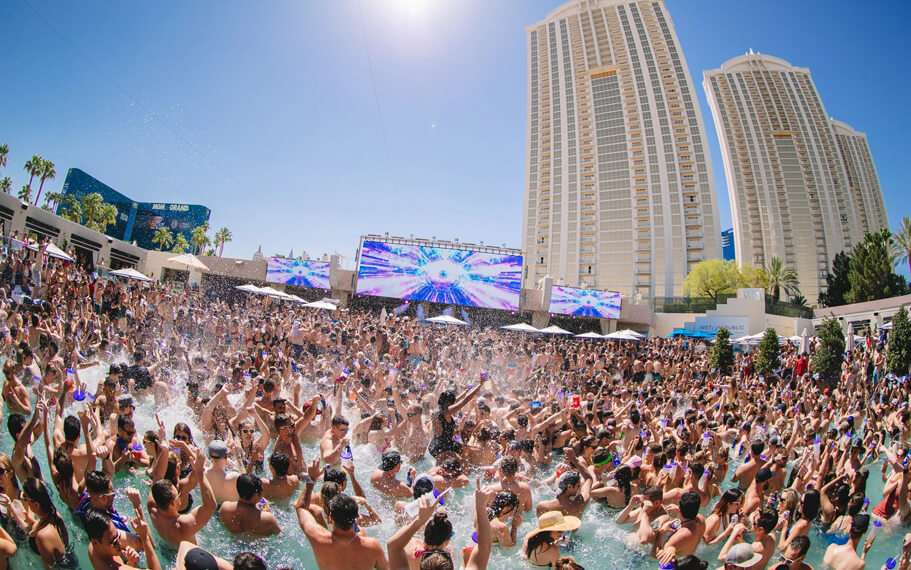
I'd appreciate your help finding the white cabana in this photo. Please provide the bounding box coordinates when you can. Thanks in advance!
[540,325,572,335]
[500,323,541,333]
[108,268,154,282]
[426,315,468,326]
[166,254,209,272]
[574,331,604,339]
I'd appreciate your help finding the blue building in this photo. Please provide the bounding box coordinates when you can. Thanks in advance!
[60,168,210,251]
[721,228,735,261]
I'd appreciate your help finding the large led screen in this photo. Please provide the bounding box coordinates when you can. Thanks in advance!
[356,241,522,310]
[549,286,621,319]
[266,258,330,289]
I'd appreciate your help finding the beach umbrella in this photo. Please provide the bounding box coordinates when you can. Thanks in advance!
[799,328,810,355]
[166,253,209,272]
[108,268,154,282]
[574,332,604,339]
[426,315,468,326]
[846,331,855,353]
[604,331,642,341]
[27,242,76,262]
[500,323,541,333]
[880,322,894,330]
[616,328,646,338]
[302,300,338,311]
[540,325,572,335]
[235,284,263,293]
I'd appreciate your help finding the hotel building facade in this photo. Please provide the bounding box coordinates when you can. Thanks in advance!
[522,0,721,299]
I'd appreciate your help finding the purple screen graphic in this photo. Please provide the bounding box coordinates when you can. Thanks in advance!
[549,286,621,319]
[266,258,330,289]
[356,241,522,310]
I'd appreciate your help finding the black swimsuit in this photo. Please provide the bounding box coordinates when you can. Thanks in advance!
[429,410,462,458]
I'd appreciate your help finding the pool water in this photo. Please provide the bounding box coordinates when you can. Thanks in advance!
[3,363,907,569]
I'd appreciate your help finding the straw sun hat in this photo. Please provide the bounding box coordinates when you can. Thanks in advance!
[526,511,582,539]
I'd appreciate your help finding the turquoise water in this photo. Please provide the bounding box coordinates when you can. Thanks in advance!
[3,363,907,569]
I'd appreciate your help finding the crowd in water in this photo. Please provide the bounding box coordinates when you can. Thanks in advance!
[0,240,909,570]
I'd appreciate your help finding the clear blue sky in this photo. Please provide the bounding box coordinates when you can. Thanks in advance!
[1,0,908,272]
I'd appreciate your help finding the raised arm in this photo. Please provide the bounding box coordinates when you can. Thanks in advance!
[466,478,493,570]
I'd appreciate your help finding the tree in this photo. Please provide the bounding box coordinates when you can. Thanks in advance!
[43,191,63,211]
[171,234,189,254]
[23,155,42,198]
[17,185,31,202]
[764,257,800,301]
[819,251,852,308]
[894,216,911,278]
[846,229,906,304]
[790,294,808,308]
[683,259,741,303]
[214,227,232,257]
[33,159,55,206]
[887,307,911,376]
[152,227,174,251]
[813,317,845,388]
[739,265,770,290]
[0,143,8,171]
[58,195,81,222]
[190,223,210,255]
[756,328,781,376]
[0,177,10,194]
[710,327,735,377]
[80,192,118,233]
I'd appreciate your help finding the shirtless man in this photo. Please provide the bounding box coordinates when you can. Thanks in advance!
[718,508,779,570]
[616,486,666,546]
[271,414,304,475]
[536,450,593,519]
[656,492,708,564]
[823,513,874,570]
[261,451,300,501]
[204,440,239,504]
[84,495,162,570]
[370,451,415,499]
[147,450,217,547]
[427,459,470,493]
[392,400,431,463]
[732,440,765,491]
[2,360,31,414]
[320,416,350,467]
[296,459,388,570]
[488,457,533,513]
[218,474,281,536]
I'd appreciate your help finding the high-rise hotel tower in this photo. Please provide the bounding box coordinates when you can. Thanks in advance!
[522,0,721,299]
[704,52,888,302]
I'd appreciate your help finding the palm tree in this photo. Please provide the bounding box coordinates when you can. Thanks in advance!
[58,195,81,222]
[0,144,8,171]
[43,191,63,211]
[894,216,911,277]
[34,159,55,206]
[790,294,808,308]
[17,185,31,202]
[214,227,232,257]
[171,234,189,254]
[80,192,104,228]
[23,155,42,198]
[763,257,800,301]
[0,177,11,194]
[152,227,174,251]
[92,203,118,233]
[190,224,210,255]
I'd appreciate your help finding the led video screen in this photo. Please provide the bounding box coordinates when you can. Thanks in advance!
[266,258,330,289]
[356,240,522,310]
[549,286,621,319]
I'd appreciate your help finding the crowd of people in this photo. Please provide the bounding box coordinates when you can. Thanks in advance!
[0,239,909,570]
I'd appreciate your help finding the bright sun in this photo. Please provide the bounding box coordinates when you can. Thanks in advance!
[387,0,429,21]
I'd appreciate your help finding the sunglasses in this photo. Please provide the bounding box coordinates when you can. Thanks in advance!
[121,430,135,437]
[174,435,189,441]
[0,468,9,476]
[242,429,255,434]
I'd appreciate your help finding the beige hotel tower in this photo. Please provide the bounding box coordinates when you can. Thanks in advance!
[704,52,888,302]
[522,0,721,299]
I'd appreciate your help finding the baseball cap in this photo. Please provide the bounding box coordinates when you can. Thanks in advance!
[755,467,773,484]
[208,440,228,459]
[725,543,763,568]
[380,450,402,472]
[183,547,218,570]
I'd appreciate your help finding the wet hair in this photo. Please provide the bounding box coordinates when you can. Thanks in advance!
[750,439,765,457]
[63,416,81,442]
[424,511,453,547]
[678,491,701,521]
[324,467,347,488]
[420,552,454,570]
[151,479,178,509]
[525,528,558,560]
[487,490,519,520]
[270,452,291,476]
[846,492,866,517]
[7,413,26,440]
[331,415,349,427]
[328,493,358,530]
[756,507,779,534]
[614,465,633,506]
[174,422,195,445]
[85,470,111,494]
[674,556,708,570]
[799,489,821,521]
[82,508,111,541]
[53,448,74,483]
[233,552,268,570]
[500,456,519,476]
[438,389,457,409]
[712,488,744,516]
[850,513,870,538]
[789,535,811,558]
[517,414,529,428]
[320,482,341,510]
[274,413,292,430]
[23,478,69,547]
[237,473,263,501]
[642,485,663,503]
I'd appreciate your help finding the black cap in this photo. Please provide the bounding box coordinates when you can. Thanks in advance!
[184,547,218,570]
[755,467,773,484]
[380,450,401,472]
[851,513,870,535]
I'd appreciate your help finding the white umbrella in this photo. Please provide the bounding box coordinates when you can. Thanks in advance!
[574,332,604,339]
[255,286,293,299]
[235,284,263,293]
[846,331,855,352]
[302,300,339,311]
[27,242,76,262]
[500,323,541,333]
[284,294,307,303]
[799,327,810,355]
[540,325,572,335]
[379,307,388,323]
[880,321,894,330]
[604,331,642,341]
[616,328,646,338]
[108,268,154,282]
[167,254,209,272]
[426,315,468,326]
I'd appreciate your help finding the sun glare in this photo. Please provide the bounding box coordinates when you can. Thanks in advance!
[387,0,429,22]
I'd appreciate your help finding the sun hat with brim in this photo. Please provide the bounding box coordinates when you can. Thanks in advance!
[525,511,582,540]
[725,543,763,568]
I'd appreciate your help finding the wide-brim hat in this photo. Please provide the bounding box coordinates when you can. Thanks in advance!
[525,511,581,539]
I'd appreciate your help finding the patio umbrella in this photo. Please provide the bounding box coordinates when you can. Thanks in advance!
[880,321,894,330]
[574,332,604,339]
[539,325,572,335]
[799,327,810,355]
[846,331,855,353]
[167,253,209,272]
[426,315,468,326]
[616,329,646,338]
[27,243,76,262]
[604,331,642,341]
[235,284,263,293]
[108,268,154,282]
[302,300,339,311]
[254,286,293,299]
[500,323,541,333]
